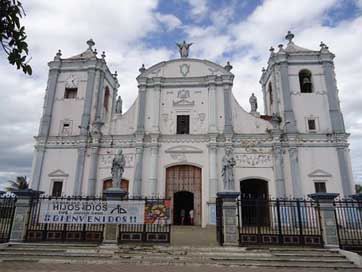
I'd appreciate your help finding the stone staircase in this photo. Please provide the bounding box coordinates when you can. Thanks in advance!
[0,243,360,270]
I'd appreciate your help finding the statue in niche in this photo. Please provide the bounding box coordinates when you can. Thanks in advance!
[249,93,258,113]
[111,149,125,189]
[222,148,236,191]
[176,41,193,58]
[115,96,122,114]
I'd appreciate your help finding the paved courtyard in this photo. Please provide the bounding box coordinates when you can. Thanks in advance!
[1,263,360,272]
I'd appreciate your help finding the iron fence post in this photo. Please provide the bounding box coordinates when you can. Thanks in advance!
[276,198,283,244]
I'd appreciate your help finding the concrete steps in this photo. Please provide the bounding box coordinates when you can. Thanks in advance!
[0,243,360,270]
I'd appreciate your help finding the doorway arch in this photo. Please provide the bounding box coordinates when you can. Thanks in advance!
[166,165,201,225]
[240,178,269,199]
[240,178,270,226]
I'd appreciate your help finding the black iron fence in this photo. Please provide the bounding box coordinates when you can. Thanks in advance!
[0,196,16,243]
[25,195,171,244]
[335,199,362,251]
[237,197,323,247]
[118,198,171,243]
[216,197,223,246]
[26,196,104,243]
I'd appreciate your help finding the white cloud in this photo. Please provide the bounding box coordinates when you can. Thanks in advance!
[155,13,182,31]
[185,0,208,19]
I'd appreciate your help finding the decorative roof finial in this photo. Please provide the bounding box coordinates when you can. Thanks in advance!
[113,71,118,78]
[262,67,266,73]
[86,39,95,50]
[285,31,295,44]
[176,40,193,58]
[94,48,98,55]
[224,61,233,72]
[101,51,106,59]
[54,49,62,60]
[278,44,284,50]
[269,46,275,52]
[139,64,146,73]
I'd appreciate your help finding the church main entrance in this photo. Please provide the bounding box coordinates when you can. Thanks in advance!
[166,165,201,225]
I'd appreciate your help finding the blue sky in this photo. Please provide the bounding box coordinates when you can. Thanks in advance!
[0,0,362,189]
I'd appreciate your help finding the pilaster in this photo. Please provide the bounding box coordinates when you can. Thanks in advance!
[31,145,46,190]
[288,147,302,198]
[208,135,218,199]
[336,146,354,196]
[94,70,105,122]
[80,68,96,136]
[223,84,233,134]
[74,144,87,195]
[321,57,345,133]
[208,76,217,133]
[148,134,160,196]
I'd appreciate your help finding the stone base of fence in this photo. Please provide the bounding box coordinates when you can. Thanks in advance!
[9,189,43,242]
[216,192,240,246]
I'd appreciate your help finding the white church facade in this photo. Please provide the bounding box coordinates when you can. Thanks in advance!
[30,32,355,226]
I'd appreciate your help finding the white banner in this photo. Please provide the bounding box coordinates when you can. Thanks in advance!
[38,199,145,224]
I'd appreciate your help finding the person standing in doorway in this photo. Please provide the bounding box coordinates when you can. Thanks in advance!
[180,209,185,225]
[189,209,194,225]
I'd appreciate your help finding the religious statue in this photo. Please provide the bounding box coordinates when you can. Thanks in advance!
[111,149,125,189]
[249,93,258,113]
[115,96,122,114]
[176,41,193,58]
[221,148,236,191]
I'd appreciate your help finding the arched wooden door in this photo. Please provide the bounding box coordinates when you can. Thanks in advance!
[166,165,201,225]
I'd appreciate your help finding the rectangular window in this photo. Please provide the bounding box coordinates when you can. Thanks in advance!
[177,115,190,134]
[308,119,316,131]
[64,88,78,99]
[61,121,72,135]
[52,181,63,197]
[314,182,326,193]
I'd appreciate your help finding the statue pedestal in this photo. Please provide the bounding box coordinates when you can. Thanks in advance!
[102,188,128,246]
[217,192,240,246]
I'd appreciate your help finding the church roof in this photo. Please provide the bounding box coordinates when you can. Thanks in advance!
[283,31,316,53]
[64,39,98,60]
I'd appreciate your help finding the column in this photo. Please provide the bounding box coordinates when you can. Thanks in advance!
[322,61,345,133]
[10,190,42,242]
[279,62,297,133]
[94,70,105,122]
[208,144,217,198]
[308,193,340,248]
[31,146,45,190]
[74,145,86,195]
[289,147,303,198]
[208,80,217,133]
[223,85,233,134]
[133,146,144,196]
[80,68,96,136]
[152,85,161,132]
[273,143,286,197]
[87,144,100,196]
[337,147,354,196]
[148,143,159,196]
[38,67,60,137]
[136,85,146,133]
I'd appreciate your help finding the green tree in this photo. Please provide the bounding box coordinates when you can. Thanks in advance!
[356,184,362,194]
[0,0,32,75]
[6,176,29,191]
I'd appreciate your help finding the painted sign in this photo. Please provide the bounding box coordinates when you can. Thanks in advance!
[38,199,145,224]
[144,199,171,225]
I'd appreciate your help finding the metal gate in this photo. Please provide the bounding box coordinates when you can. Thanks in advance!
[0,196,16,243]
[237,198,323,247]
[26,196,104,243]
[118,198,171,243]
[335,199,362,252]
[216,197,223,245]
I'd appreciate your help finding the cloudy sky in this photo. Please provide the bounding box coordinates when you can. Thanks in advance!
[0,0,362,189]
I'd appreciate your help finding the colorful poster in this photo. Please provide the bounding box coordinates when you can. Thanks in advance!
[144,199,171,225]
[38,199,145,224]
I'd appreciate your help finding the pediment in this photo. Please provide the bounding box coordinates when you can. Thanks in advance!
[308,169,332,178]
[165,145,203,154]
[138,58,232,79]
[48,169,69,177]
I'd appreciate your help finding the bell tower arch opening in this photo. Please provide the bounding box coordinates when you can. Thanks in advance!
[166,165,201,225]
